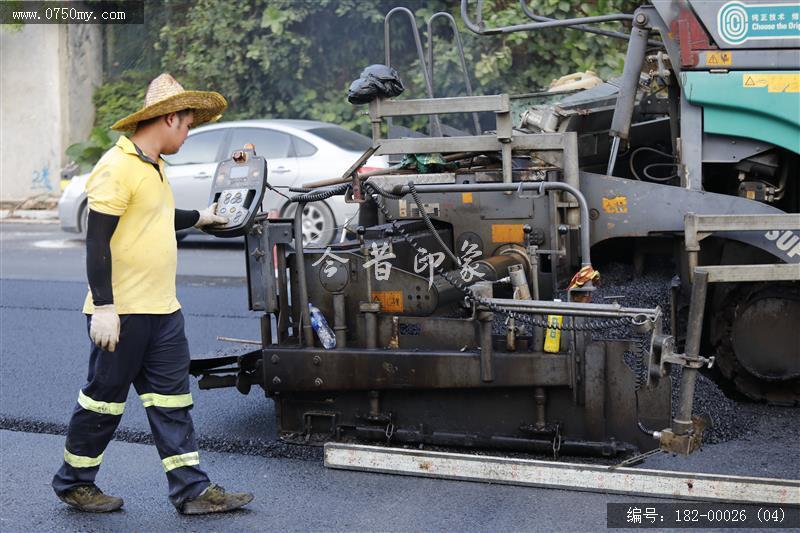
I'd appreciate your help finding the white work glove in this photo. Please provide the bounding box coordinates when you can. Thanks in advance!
[90,304,120,352]
[194,203,229,228]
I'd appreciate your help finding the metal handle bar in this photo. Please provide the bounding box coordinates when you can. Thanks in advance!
[426,12,481,135]
[384,7,442,137]
[462,0,633,35]
[520,0,632,41]
[518,0,662,47]
[485,298,659,319]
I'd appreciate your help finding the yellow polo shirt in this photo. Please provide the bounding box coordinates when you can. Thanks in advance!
[82,136,180,315]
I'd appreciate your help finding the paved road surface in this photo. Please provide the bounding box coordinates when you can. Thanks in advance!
[0,222,246,281]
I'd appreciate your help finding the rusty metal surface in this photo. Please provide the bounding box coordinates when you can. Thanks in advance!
[263,346,572,391]
[659,416,707,455]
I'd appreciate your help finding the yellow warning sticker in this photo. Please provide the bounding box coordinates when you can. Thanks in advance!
[705,52,732,67]
[462,192,473,204]
[372,291,403,313]
[602,196,628,214]
[543,315,563,353]
[491,224,524,243]
[742,73,800,93]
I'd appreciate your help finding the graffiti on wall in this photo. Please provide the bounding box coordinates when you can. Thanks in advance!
[30,165,52,192]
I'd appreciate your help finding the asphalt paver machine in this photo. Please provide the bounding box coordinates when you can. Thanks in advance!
[191,0,799,458]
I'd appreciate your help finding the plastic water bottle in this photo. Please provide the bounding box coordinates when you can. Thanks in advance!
[308,303,336,349]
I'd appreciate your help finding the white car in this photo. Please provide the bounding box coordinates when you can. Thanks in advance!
[59,119,387,245]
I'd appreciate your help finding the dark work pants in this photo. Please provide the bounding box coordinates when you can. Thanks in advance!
[52,311,210,508]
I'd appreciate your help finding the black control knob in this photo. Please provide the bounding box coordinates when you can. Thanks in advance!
[530,228,546,245]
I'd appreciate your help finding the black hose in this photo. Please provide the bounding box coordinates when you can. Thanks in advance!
[643,163,679,182]
[289,183,351,203]
[628,146,678,182]
[407,181,461,265]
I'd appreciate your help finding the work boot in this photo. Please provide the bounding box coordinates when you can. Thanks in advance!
[56,485,124,513]
[179,484,254,515]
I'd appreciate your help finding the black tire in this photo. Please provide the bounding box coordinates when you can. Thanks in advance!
[709,282,800,406]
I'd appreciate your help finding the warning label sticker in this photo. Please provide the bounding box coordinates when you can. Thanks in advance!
[602,196,628,214]
[372,291,404,313]
[491,224,524,243]
[742,73,800,92]
[706,51,732,66]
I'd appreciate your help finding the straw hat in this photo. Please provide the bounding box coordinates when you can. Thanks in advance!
[111,73,227,132]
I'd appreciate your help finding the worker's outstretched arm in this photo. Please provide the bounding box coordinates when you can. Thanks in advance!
[86,209,120,351]
[174,206,228,231]
[174,208,200,230]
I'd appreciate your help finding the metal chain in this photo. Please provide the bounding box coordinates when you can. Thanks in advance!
[407,181,461,265]
[364,181,634,333]
[552,431,562,460]
[610,447,662,469]
[633,334,651,391]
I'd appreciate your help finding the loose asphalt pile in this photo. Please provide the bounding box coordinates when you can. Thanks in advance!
[589,261,800,446]
[592,261,745,445]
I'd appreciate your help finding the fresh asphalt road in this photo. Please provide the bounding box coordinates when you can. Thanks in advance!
[1,221,798,531]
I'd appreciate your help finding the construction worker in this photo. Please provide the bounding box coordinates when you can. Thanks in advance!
[52,73,254,515]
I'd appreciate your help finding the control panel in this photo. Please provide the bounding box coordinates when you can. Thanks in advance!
[203,144,268,238]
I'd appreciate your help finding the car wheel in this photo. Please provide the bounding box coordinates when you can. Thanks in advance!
[282,201,336,246]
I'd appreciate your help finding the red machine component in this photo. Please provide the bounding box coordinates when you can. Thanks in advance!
[670,7,714,68]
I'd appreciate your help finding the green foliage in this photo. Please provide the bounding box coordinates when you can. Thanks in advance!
[89,0,645,143]
[1,0,26,32]
[420,0,641,99]
[92,70,155,132]
[65,127,120,173]
[155,0,406,133]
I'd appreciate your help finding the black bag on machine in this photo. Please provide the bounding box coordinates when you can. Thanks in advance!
[347,64,405,104]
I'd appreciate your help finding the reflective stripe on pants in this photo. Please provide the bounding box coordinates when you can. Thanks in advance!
[63,449,103,468]
[162,451,200,472]
[77,389,125,416]
[140,392,193,409]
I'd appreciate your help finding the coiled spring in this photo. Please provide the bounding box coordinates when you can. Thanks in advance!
[290,182,351,204]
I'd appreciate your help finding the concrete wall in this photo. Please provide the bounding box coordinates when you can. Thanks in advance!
[0,24,102,202]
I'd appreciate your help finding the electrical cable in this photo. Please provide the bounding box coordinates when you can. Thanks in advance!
[407,181,461,265]
[628,146,678,182]
[289,182,351,203]
[266,182,291,201]
[643,163,679,182]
